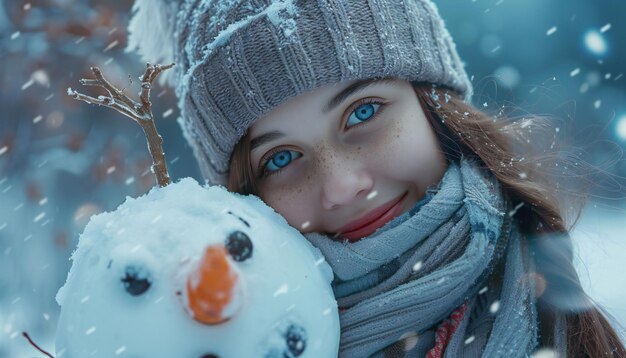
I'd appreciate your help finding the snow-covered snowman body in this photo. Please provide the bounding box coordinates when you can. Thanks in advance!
[55,178,339,357]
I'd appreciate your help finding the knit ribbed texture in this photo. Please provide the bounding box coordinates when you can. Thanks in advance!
[164,0,473,185]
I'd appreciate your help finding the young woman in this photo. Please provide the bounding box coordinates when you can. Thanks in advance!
[128,0,626,356]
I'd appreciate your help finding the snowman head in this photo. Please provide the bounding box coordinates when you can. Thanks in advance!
[55,178,339,358]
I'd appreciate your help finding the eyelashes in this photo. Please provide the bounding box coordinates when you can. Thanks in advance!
[345,100,382,129]
[257,98,387,179]
[259,148,301,178]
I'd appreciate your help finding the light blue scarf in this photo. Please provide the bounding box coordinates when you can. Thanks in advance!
[305,157,543,357]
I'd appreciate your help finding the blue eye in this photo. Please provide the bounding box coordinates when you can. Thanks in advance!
[346,103,381,128]
[264,149,302,174]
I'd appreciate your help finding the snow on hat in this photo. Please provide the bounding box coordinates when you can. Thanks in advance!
[127,0,473,186]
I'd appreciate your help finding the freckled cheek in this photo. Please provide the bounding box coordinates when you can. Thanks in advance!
[258,176,317,231]
[367,120,422,180]
[390,112,448,189]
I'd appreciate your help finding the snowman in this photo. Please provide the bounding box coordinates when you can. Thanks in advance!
[57,66,339,357]
[55,178,339,358]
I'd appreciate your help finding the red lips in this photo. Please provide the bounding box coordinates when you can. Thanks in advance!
[338,192,408,242]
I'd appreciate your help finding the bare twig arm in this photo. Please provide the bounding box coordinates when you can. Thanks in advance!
[68,63,175,187]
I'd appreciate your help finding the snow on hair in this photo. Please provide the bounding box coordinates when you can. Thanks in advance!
[126,0,180,86]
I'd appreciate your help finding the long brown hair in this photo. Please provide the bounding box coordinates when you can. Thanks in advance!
[227,82,626,356]
[414,84,625,357]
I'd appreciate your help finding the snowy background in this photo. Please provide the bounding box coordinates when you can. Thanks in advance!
[1,0,625,356]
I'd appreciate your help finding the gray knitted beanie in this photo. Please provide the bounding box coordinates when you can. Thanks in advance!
[127,0,473,186]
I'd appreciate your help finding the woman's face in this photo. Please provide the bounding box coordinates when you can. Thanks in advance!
[248,79,448,241]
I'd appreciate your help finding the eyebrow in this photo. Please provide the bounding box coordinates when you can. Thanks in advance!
[250,130,285,153]
[323,77,392,114]
[250,78,394,152]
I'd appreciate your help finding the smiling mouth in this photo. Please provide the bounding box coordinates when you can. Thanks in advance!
[338,192,408,242]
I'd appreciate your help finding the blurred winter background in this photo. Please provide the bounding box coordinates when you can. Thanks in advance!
[0,0,624,356]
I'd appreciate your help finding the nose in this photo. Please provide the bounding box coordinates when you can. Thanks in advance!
[320,163,374,210]
[185,246,243,325]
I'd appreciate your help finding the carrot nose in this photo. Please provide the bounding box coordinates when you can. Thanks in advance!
[186,246,242,325]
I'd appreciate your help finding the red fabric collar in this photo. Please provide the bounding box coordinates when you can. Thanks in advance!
[426,303,470,358]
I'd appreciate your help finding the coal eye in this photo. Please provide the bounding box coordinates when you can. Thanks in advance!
[285,324,307,356]
[225,230,253,262]
[121,266,151,296]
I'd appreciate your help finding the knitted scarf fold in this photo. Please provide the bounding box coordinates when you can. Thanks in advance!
[305,157,543,357]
